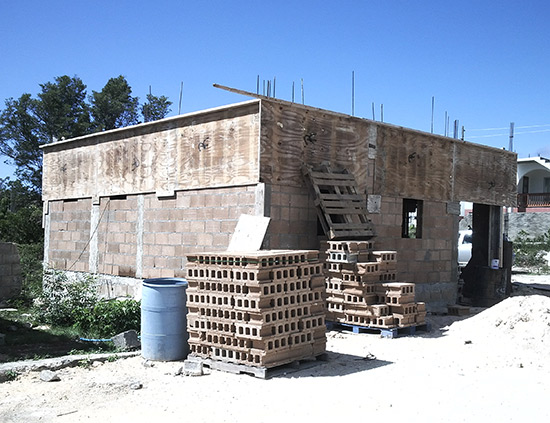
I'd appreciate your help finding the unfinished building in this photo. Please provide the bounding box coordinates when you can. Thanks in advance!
[41,88,517,311]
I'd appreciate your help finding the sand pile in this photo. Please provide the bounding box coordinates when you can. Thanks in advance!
[444,295,550,367]
[449,295,550,340]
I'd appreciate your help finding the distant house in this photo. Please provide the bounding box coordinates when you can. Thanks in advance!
[517,156,550,212]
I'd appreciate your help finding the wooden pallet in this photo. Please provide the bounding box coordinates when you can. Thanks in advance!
[326,321,430,339]
[183,354,327,379]
[304,164,374,240]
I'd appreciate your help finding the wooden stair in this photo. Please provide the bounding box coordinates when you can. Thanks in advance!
[304,164,374,240]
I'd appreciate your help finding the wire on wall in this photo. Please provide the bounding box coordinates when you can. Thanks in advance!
[67,199,111,271]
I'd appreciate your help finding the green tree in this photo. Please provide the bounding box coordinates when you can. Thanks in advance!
[141,92,172,122]
[91,75,139,130]
[0,75,91,192]
[0,94,43,191]
[0,178,42,244]
[36,75,91,142]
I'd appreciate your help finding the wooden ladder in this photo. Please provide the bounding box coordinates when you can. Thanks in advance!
[304,164,374,240]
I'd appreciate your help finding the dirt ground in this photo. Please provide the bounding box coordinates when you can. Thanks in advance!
[1,277,549,423]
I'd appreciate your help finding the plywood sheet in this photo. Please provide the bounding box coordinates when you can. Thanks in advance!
[227,214,271,251]
[374,125,516,206]
[259,101,371,194]
[259,99,516,206]
[374,126,453,201]
[42,102,260,201]
[453,142,517,206]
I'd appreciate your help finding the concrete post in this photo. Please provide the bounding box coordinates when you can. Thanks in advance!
[136,194,144,279]
[89,203,100,273]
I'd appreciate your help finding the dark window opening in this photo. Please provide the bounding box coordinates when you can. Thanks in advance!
[402,199,423,239]
[522,176,529,194]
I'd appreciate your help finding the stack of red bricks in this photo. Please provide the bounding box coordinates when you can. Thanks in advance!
[185,250,326,369]
[322,240,426,329]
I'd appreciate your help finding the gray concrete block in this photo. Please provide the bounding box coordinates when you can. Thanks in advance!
[183,357,205,376]
[111,330,140,350]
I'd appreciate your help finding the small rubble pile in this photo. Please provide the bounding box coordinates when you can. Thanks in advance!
[185,250,326,369]
[322,240,426,329]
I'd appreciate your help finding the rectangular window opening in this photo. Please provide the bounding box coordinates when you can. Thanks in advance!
[402,198,423,239]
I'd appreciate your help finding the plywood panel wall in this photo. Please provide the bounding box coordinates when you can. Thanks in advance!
[259,101,374,194]
[453,142,517,206]
[42,102,260,202]
[43,97,516,207]
[259,99,516,206]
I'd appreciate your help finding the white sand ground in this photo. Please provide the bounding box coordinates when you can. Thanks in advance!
[1,277,549,423]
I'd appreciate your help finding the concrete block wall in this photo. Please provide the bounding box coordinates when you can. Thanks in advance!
[97,196,138,278]
[263,188,459,310]
[44,186,459,310]
[46,198,92,272]
[140,186,256,279]
[263,183,319,250]
[369,196,459,310]
[0,242,22,300]
[45,185,258,290]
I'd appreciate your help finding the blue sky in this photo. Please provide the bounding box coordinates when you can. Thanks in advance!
[1,0,549,179]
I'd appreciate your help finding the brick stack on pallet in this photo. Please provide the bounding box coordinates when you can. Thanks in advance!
[322,240,426,330]
[185,250,326,370]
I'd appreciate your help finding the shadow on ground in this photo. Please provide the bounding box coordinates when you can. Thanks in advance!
[275,350,393,379]
[0,316,111,363]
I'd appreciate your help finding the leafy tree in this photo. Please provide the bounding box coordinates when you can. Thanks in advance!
[0,178,43,305]
[142,92,172,122]
[0,75,91,192]
[36,75,90,142]
[0,178,42,244]
[0,94,43,191]
[91,75,139,130]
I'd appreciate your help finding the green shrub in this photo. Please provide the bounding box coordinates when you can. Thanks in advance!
[73,299,141,339]
[34,270,98,327]
[4,370,19,381]
[17,242,44,304]
[31,269,141,339]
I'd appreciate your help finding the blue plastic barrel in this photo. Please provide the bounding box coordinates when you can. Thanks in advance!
[141,278,189,361]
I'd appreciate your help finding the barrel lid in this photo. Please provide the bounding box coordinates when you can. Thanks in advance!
[143,277,188,287]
